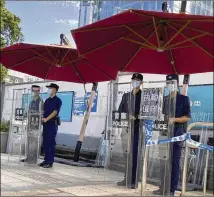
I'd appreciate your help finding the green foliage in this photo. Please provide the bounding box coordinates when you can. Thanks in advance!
[0,0,24,48]
[0,64,8,82]
[0,119,10,133]
[0,0,24,81]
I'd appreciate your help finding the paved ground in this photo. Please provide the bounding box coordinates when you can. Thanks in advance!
[1,154,213,196]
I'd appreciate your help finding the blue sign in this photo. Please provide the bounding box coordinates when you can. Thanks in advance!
[73,92,98,116]
[73,93,85,116]
[22,91,74,122]
[181,85,213,124]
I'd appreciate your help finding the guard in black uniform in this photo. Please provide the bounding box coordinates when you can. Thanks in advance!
[117,73,143,189]
[153,74,191,196]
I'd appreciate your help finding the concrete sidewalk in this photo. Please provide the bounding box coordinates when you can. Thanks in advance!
[1,154,142,196]
[1,154,212,196]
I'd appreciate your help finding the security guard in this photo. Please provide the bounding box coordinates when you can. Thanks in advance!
[39,83,62,168]
[21,85,43,163]
[153,74,191,196]
[117,73,143,189]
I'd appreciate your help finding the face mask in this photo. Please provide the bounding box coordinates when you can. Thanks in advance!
[166,83,177,92]
[47,88,51,94]
[132,81,141,88]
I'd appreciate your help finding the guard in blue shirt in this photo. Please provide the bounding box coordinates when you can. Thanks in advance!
[153,74,191,196]
[39,83,62,168]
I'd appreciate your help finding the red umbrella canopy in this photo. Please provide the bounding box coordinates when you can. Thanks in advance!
[72,9,214,75]
[0,43,118,83]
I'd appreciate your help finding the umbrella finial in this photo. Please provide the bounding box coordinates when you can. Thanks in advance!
[56,64,62,67]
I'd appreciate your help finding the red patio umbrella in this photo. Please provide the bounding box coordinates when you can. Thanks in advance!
[0,43,118,83]
[72,9,214,74]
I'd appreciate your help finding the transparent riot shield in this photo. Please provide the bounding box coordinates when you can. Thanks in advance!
[7,88,31,164]
[140,80,177,196]
[24,86,44,165]
[104,81,143,191]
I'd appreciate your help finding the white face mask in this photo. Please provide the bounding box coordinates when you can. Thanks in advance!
[166,83,177,92]
[132,80,141,88]
[47,88,51,94]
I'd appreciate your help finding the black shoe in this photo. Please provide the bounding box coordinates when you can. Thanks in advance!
[152,189,163,195]
[42,164,53,168]
[38,162,46,167]
[117,179,126,186]
[20,159,26,162]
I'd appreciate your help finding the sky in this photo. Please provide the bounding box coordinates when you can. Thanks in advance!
[6,1,80,47]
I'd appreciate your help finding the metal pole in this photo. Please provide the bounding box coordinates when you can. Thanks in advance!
[181,144,189,196]
[141,146,149,196]
[73,83,98,162]
[203,150,209,196]
[0,81,6,121]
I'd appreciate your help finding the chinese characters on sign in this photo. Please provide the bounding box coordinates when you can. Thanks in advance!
[190,100,201,107]
[29,114,40,131]
[141,88,163,119]
[112,111,128,128]
[15,108,24,121]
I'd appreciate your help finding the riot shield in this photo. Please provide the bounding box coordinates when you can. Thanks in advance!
[24,86,44,165]
[140,80,177,196]
[104,82,143,190]
[7,88,31,164]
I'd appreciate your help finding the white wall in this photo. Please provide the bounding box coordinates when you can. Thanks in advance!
[2,81,109,139]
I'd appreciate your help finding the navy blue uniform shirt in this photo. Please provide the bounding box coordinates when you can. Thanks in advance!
[118,89,142,116]
[163,92,191,128]
[44,96,62,121]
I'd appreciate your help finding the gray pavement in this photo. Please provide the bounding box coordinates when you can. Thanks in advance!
[1,154,212,196]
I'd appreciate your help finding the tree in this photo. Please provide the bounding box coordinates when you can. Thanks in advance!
[0,0,24,81]
[0,65,8,82]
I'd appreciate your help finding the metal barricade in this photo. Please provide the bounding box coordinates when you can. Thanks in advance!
[181,122,214,196]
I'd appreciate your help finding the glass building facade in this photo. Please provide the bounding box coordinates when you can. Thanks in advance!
[88,1,213,23]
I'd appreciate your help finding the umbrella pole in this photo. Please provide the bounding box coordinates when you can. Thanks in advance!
[73,83,98,162]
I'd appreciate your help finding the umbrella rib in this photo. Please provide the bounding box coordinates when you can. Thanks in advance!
[8,49,55,68]
[122,47,142,72]
[72,62,85,83]
[164,26,177,74]
[44,64,54,80]
[124,25,156,49]
[122,27,157,72]
[45,46,58,65]
[67,54,85,83]
[81,58,114,80]
[153,17,160,48]
[30,49,53,65]
[170,45,196,50]
[77,24,154,57]
[60,49,70,65]
[122,37,155,50]
[168,21,214,36]
[167,22,213,58]
[163,20,191,49]
[166,32,208,50]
